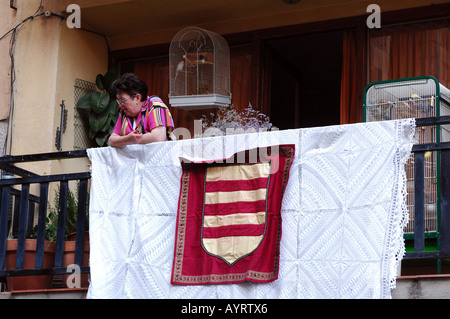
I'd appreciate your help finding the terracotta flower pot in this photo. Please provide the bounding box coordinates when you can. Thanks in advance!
[62,231,90,288]
[5,239,56,291]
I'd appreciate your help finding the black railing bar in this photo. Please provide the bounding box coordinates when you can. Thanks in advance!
[54,181,68,268]
[412,141,450,153]
[0,172,91,186]
[440,150,450,254]
[0,163,39,178]
[404,250,450,259]
[0,150,88,164]
[0,187,11,270]
[34,182,49,269]
[414,152,425,252]
[10,188,40,203]
[15,184,30,270]
[74,179,88,266]
[27,202,35,232]
[11,196,20,235]
[415,115,450,126]
[0,266,90,277]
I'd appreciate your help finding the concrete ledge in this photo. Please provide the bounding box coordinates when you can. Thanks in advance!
[0,288,88,299]
[2,276,449,299]
[392,275,450,299]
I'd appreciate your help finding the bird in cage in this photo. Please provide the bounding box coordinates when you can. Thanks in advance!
[175,60,185,82]
[410,92,430,114]
[394,100,415,118]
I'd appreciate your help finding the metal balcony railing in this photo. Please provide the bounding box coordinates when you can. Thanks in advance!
[0,150,89,291]
[404,116,450,263]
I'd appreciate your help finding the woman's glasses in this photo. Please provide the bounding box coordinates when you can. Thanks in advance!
[116,95,136,105]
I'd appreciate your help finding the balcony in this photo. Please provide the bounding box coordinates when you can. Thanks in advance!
[1,116,450,299]
[0,150,90,295]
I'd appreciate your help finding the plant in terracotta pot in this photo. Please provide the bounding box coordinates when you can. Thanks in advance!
[5,224,56,291]
[48,183,90,288]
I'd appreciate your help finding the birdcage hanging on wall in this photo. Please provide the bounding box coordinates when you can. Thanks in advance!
[169,26,232,110]
[363,75,450,237]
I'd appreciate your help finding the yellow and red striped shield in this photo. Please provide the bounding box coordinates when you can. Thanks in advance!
[171,145,295,285]
[201,162,271,265]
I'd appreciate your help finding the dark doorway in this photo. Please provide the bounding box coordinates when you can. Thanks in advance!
[267,31,344,130]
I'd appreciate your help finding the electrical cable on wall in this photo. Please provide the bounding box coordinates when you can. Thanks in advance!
[0,1,110,156]
[1,1,44,155]
[0,0,66,155]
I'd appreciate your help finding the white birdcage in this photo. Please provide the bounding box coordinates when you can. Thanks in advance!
[363,76,450,234]
[169,27,231,110]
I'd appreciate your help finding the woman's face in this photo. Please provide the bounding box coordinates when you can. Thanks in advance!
[117,92,142,118]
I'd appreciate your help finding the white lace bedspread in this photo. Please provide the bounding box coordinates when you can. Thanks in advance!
[86,119,415,299]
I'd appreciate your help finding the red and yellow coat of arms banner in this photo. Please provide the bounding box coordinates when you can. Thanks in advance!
[171,145,295,285]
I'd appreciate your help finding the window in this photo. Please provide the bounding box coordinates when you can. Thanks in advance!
[73,79,96,150]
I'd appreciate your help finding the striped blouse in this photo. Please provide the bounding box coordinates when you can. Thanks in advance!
[112,96,175,140]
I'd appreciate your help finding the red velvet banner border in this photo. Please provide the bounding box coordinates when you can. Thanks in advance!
[171,145,295,285]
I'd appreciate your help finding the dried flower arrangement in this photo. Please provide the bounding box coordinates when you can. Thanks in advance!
[199,104,276,137]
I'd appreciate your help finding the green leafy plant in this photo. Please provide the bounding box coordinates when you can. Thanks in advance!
[76,68,120,147]
[48,183,89,241]
[9,224,56,242]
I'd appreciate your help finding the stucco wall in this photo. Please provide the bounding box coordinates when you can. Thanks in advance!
[53,21,109,175]
[0,2,18,157]
[0,2,16,121]
[1,0,108,175]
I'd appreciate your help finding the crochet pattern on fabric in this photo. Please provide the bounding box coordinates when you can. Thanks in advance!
[86,118,415,299]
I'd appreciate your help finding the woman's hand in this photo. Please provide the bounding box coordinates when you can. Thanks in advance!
[108,126,167,147]
[126,130,145,144]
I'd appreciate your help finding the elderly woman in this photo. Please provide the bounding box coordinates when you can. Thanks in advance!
[108,73,175,147]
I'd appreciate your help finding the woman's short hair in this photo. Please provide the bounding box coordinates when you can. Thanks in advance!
[111,73,148,101]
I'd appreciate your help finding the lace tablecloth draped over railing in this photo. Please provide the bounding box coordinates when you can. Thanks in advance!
[86,119,415,299]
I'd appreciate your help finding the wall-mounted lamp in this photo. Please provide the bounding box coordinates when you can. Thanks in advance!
[55,100,67,151]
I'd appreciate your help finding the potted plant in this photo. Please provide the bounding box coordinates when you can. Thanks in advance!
[5,225,56,291]
[48,183,90,288]
[76,68,120,147]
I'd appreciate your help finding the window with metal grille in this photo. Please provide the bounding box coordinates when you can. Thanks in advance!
[73,79,96,150]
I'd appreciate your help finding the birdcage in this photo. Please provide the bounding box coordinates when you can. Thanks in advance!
[363,76,450,235]
[169,27,232,110]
